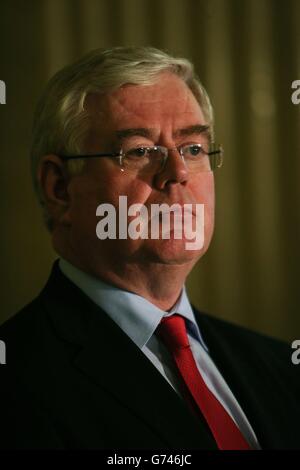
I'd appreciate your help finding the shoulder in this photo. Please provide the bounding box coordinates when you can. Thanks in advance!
[195,309,289,350]
[0,296,46,362]
[193,307,299,384]
[0,264,80,379]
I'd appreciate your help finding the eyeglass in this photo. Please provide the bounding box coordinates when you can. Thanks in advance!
[58,142,223,174]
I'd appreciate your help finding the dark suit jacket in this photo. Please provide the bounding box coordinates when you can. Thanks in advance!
[0,261,299,449]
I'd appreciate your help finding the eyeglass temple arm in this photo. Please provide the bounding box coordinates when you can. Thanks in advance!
[208,149,223,156]
[57,152,120,161]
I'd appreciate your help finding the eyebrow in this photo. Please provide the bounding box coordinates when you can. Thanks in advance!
[116,128,154,141]
[174,124,210,138]
[115,124,210,142]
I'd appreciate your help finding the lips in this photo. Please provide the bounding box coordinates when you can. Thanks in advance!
[149,202,197,217]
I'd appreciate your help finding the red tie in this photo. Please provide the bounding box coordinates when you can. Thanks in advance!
[157,314,252,450]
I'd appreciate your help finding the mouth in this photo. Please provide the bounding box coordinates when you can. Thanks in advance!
[149,203,197,220]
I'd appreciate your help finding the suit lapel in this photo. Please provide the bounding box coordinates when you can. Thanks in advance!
[42,263,217,449]
[193,309,297,449]
[73,311,217,449]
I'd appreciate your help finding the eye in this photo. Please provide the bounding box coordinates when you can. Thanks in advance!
[185,144,205,157]
[126,147,149,158]
[191,144,204,156]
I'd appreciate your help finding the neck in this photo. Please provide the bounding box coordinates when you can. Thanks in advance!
[60,253,194,311]
[94,261,192,311]
[54,232,198,311]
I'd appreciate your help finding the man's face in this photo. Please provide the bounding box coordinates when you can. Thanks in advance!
[63,72,215,272]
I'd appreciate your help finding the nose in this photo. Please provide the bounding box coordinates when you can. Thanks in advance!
[153,148,189,190]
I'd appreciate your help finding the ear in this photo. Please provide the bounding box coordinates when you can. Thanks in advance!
[37,154,71,225]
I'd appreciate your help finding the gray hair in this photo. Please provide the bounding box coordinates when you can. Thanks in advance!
[31,46,214,229]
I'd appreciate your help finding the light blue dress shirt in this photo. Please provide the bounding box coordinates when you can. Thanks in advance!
[60,258,259,449]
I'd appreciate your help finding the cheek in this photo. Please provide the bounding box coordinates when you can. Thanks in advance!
[102,171,153,207]
[68,170,153,232]
[205,177,215,217]
[203,176,215,244]
[190,174,215,241]
[190,173,215,209]
[67,175,103,235]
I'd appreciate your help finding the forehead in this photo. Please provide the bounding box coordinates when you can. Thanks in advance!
[86,72,205,135]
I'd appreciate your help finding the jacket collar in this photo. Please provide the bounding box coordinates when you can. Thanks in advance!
[40,261,217,449]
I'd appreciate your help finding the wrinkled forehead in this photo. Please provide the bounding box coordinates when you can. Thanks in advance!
[85,73,206,134]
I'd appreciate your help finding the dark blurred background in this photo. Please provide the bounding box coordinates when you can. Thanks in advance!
[0,0,300,341]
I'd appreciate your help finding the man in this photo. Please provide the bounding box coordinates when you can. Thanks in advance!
[0,46,299,450]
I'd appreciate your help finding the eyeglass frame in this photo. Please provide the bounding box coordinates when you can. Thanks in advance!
[57,142,224,172]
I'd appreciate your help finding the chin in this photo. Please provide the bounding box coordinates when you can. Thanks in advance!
[141,238,205,265]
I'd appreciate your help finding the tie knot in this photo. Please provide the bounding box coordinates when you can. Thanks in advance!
[156,314,190,351]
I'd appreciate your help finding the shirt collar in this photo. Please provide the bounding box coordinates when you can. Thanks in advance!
[59,258,208,352]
